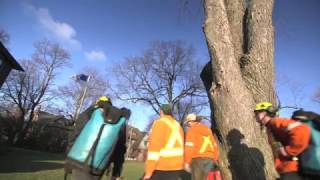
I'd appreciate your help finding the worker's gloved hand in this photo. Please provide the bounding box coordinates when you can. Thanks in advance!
[184,163,191,173]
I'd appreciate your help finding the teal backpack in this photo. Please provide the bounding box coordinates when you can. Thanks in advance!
[292,110,320,175]
[65,104,131,179]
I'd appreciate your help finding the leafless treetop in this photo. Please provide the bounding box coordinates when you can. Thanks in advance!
[111,40,207,121]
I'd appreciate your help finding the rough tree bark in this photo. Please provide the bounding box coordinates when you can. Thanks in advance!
[201,0,278,179]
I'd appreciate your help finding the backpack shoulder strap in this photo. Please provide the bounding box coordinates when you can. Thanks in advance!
[286,122,303,131]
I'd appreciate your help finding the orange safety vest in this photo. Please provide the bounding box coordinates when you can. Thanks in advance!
[267,118,310,173]
[145,115,184,177]
[185,123,219,164]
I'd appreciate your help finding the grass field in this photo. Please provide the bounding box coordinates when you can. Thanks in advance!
[0,148,144,180]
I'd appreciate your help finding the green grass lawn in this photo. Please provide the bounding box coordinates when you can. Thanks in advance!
[0,148,144,180]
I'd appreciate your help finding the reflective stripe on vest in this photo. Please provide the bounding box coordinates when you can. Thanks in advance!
[185,142,194,147]
[147,148,183,160]
[159,118,183,157]
[147,151,160,161]
[199,136,213,154]
[286,122,303,132]
[160,148,183,157]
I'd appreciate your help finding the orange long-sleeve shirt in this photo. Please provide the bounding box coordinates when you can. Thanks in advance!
[267,117,311,173]
[184,123,219,164]
[145,115,184,177]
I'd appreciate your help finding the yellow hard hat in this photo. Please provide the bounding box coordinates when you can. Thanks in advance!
[254,102,273,111]
[96,96,112,105]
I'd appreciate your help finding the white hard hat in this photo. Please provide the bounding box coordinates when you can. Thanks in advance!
[186,113,197,122]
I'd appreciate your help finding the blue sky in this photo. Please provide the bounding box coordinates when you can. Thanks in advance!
[274,0,320,116]
[1,0,319,130]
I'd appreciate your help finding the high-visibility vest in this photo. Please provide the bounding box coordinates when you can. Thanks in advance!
[184,123,219,164]
[199,135,214,153]
[147,117,184,160]
[145,116,184,177]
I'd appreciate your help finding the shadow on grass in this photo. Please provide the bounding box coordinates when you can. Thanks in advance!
[0,147,65,173]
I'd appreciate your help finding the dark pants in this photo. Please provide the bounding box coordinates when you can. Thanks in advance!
[302,174,320,180]
[106,150,125,178]
[180,170,192,180]
[150,170,182,180]
[278,172,302,180]
[190,157,214,180]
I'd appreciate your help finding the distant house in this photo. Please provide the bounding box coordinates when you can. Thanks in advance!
[126,126,149,161]
[26,110,73,153]
[0,42,24,88]
[29,109,73,140]
[32,110,73,127]
[134,133,148,161]
[126,126,142,158]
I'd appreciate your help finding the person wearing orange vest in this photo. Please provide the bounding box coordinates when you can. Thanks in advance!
[143,104,184,180]
[254,102,311,180]
[184,114,219,180]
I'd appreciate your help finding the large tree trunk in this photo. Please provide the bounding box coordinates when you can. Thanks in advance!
[202,0,278,179]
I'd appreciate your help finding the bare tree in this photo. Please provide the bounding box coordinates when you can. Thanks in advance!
[0,29,9,45]
[276,74,306,107]
[201,0,278,179]
[175,96,207,124]
[111,40,207,123]
[1,60,41,144]
[0,39,70,145]
[56,66,109,121]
